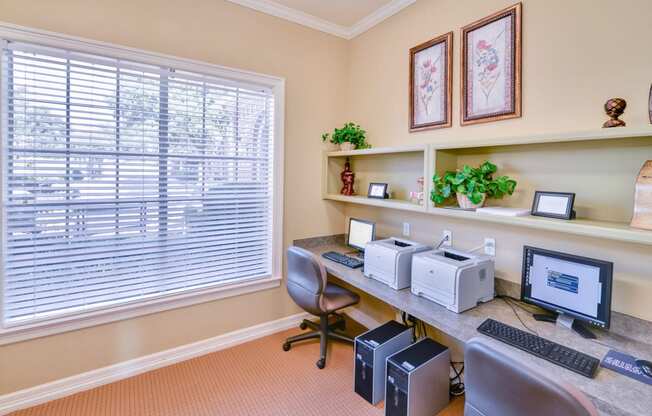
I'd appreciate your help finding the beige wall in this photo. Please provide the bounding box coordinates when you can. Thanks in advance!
[2,0,652,397]
[344,0,652,320]
[0,0,347,394]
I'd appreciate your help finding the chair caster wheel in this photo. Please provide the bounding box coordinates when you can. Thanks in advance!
[316,358,325,369]
[282,342,291,351]
[299,321,308,330]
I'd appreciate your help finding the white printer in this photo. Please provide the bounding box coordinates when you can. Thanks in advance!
[411,248,494,313]
[363,237,430,290]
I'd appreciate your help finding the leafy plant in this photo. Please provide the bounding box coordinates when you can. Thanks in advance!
[431,161,517,205]
[322,122,371,149]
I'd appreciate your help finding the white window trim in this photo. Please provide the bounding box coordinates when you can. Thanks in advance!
[0,22,285,345]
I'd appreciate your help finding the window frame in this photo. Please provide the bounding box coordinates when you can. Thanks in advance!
[0,22,285,345]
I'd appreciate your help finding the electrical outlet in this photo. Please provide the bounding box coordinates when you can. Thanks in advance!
[442,230,452,247]
[402,222,411,237]
[484,238,496,256]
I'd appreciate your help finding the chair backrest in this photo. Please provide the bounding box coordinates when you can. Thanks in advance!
[464,337,599,416]
[286,246,328,316]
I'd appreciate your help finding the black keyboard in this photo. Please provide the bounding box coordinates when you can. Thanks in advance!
[322,251,364,269]
[477,318,599,378]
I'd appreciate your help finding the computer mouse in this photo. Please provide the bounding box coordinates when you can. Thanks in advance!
[635,359,652,378]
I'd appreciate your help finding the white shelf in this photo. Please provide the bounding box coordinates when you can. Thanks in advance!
[431,127,652,150]
[325,144,427,157]
[324,194,426,212]
[323,192,652,245]
[428,207,652,246]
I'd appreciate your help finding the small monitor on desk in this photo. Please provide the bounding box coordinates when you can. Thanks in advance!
[347,218,375,253]
[521,246,613,338]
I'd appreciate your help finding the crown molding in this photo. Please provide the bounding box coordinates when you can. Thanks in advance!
[224,0,350,38]
[348,0,416,39]
[224,0,416,40]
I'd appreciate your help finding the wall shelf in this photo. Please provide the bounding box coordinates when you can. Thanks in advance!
[428,207,652,246]
[324,194,426,213]
[431,127,652,150]
[322,129,652,246]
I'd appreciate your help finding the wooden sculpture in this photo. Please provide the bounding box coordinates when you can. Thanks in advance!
[603,98,627,128]
[631,160,652,230]
[340,159,355,196]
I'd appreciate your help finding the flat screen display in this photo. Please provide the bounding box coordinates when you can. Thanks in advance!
[348,219,375,251]
[521,246,613,328]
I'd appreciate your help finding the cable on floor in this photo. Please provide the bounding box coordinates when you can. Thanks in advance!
[449,361,465,396]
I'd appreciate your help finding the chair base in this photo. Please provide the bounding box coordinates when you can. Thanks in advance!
[282,313,354,369]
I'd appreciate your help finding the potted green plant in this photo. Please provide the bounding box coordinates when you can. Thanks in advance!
[431,161,517,209]
[322,122,371,151]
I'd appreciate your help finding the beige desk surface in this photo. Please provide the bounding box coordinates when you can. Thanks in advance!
[295,238,652,416]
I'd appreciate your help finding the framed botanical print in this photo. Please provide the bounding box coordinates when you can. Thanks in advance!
[461,3,522,125]
[648,84,652,124]
[409,32,453,132]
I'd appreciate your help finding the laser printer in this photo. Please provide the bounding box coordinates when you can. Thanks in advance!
[411,248,494,313]
[363,238,430,290]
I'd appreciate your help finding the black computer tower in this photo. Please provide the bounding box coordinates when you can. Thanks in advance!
[354,320,413,404]
[385,338,450,416]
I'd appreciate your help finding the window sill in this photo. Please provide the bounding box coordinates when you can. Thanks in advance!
[0,276,282,346]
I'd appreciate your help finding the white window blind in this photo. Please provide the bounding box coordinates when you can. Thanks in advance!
[1,41,275,326]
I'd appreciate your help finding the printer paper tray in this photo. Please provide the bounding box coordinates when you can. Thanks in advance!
[412,284,455,309]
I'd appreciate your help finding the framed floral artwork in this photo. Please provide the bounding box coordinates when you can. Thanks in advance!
[461,3,522,125]
[648,84,652,124]
[409,31,453,132]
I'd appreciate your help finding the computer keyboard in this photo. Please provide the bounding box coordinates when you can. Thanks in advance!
[477,318,599,378]
[322,251,364,269]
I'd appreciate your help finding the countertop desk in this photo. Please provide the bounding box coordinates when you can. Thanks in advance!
[295,237,652,416]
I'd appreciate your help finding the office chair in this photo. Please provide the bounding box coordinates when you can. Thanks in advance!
[282,246,360,369]
[464,337,599,416]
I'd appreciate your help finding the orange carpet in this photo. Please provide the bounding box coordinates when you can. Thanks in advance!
[10,327,463,416]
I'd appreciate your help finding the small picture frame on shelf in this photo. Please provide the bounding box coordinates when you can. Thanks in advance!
[531,191,576,220]
[368,183,389,199]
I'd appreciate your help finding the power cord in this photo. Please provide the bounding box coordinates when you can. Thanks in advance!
[434,234,450,249]
[499,296,539,336]
[400,312,429,341]
[449,361,465,396]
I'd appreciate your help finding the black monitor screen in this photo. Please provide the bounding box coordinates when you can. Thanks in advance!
[521,246,613,329]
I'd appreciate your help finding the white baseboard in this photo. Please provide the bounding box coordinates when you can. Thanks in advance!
[0,312,310,415]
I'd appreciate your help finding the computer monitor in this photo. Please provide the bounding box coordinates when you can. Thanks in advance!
[521,246,612,338]
[347,218,376,252]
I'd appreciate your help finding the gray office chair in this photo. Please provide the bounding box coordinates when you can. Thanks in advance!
[282,246,360,369]
[464,337,599,416]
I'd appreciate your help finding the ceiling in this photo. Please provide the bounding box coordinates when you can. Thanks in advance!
[271,0,395,27]
[225,0,416,39]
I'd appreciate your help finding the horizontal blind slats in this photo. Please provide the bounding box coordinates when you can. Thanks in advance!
[2,41,275,324]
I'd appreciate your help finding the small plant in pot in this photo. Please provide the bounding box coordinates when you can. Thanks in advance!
[431,161,517,209]
[322,122,371,151]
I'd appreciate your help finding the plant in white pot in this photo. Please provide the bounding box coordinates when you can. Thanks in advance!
[322,122,371,151]
[431,161,517,209]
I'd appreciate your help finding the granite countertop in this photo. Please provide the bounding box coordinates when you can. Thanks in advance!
[294,236,652,416]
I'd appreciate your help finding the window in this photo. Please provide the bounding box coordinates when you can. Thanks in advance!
[0,36,283,336]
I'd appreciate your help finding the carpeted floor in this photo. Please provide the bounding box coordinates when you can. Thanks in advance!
[10,325,464,415]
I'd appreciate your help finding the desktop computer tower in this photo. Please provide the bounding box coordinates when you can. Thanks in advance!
[385,338,450,416]
[354,321,413,405]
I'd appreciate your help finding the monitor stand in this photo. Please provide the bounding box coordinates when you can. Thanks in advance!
[533,313,597,339]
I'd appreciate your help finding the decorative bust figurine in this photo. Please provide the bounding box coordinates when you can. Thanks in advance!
[340,159,355,196]
[603,98,627,128]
